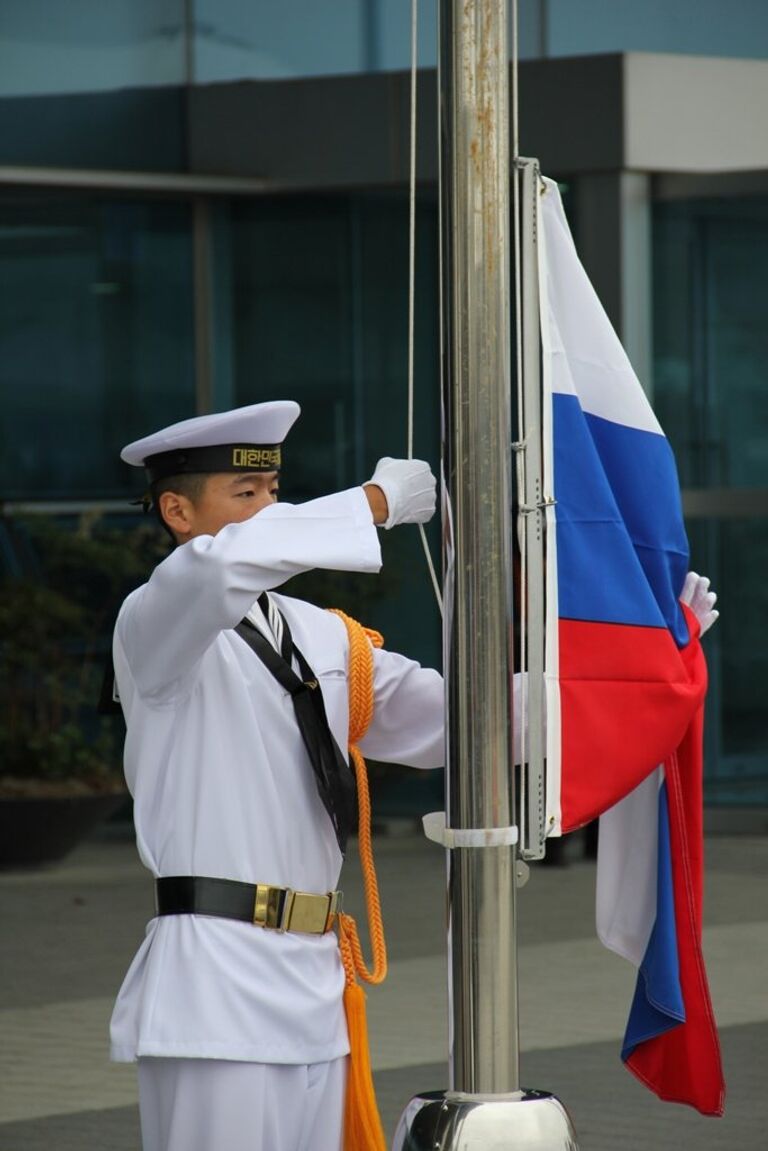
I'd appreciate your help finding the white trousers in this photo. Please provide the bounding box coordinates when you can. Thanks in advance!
[138,1057,347,1151]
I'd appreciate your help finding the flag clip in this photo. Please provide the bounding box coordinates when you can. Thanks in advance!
[518,496,557,514]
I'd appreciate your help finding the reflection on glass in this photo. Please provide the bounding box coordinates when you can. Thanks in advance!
[229,194,439,500]
[654,196,768,490]
[227,192,442,671]
[687,518,768,804]
[655,194,768,803]
[191,0,438,83]
[0,196,195,499]
[0,0,186,96]
[546,0,768,59]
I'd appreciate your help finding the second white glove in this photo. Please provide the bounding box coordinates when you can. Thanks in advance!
[366,457,437,529]
[680,571,719,636]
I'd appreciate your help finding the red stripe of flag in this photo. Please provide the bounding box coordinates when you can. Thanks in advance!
[626,721,725,1115]
[559,609,707,833]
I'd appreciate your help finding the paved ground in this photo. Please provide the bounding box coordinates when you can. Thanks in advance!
[1,819,767,1149]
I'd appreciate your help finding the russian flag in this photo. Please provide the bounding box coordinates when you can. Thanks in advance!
[539,179,725,1116]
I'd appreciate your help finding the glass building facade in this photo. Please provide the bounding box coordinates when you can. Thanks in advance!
[654,193,768,803]
[0,197,195,499]
[1,1,767,807]
[2,1,767,95]
[0,187,443,675]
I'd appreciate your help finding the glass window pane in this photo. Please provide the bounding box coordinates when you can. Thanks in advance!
[688,518,768,805]
[192,0,439,82]
[654,197,768,488]
[0,2,187,168]
[655,193,768,804]
[227,192,441,671]
[193,0,366,82]
[230,198,355,495]
[651,211,698,485]
[0,1,186,96]
[719,519,768,765]
[706,217,768,488]
[0,196,195,500]
[546,0,768,60]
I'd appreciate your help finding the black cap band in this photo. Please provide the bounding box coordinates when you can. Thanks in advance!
[145,443,282,484]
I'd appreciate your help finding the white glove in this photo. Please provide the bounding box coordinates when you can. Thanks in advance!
[365,457,437,529]
[680,571,719,636]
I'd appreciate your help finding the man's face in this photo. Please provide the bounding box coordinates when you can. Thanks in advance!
[161,471,280,541]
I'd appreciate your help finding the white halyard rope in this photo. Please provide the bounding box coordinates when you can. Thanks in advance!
[407,0,443,615]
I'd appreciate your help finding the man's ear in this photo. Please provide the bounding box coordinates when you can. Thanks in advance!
[158,490,194,540]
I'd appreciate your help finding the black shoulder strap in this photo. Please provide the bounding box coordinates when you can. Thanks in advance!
[235,597,356,854]
[237,614,304,697]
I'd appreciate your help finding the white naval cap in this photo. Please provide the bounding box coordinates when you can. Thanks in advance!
[121,400,301,484]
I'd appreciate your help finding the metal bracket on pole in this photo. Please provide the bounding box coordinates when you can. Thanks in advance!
[423,814,531,887]
[515,156,549,864]
[422,812,519,849]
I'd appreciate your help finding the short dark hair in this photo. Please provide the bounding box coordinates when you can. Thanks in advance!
[151,473,209,537]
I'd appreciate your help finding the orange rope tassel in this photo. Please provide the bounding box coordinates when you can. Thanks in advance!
[328,609,387,1151]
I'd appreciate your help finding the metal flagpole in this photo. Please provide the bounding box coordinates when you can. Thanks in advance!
[393,1,578,1145]
[439,0,518,1095]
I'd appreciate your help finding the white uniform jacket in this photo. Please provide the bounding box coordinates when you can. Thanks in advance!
[109,488,445,1065]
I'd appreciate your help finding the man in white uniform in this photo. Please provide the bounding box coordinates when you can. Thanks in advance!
[110,400,444,1151]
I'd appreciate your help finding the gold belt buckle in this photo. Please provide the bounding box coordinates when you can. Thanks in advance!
[253,883,288,930]
[288,890,338,934]
[253,885,340,934]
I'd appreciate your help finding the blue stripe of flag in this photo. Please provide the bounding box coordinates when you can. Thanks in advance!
[553,393,690,646]
[621,781,685,1059]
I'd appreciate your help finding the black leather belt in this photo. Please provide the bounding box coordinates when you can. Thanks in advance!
[154,876,340,934]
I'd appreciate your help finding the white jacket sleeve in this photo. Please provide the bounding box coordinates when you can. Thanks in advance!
[357,663,537,772]
[358,648,445,769]
[118,488,381,702]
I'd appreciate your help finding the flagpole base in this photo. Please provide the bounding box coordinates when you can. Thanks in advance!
[391,1089,579,1151]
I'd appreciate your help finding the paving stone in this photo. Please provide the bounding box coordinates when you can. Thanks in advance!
[0,827,765,1149]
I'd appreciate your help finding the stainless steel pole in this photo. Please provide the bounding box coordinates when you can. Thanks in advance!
[393,2,579,1144]
[440,0,518,1094]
